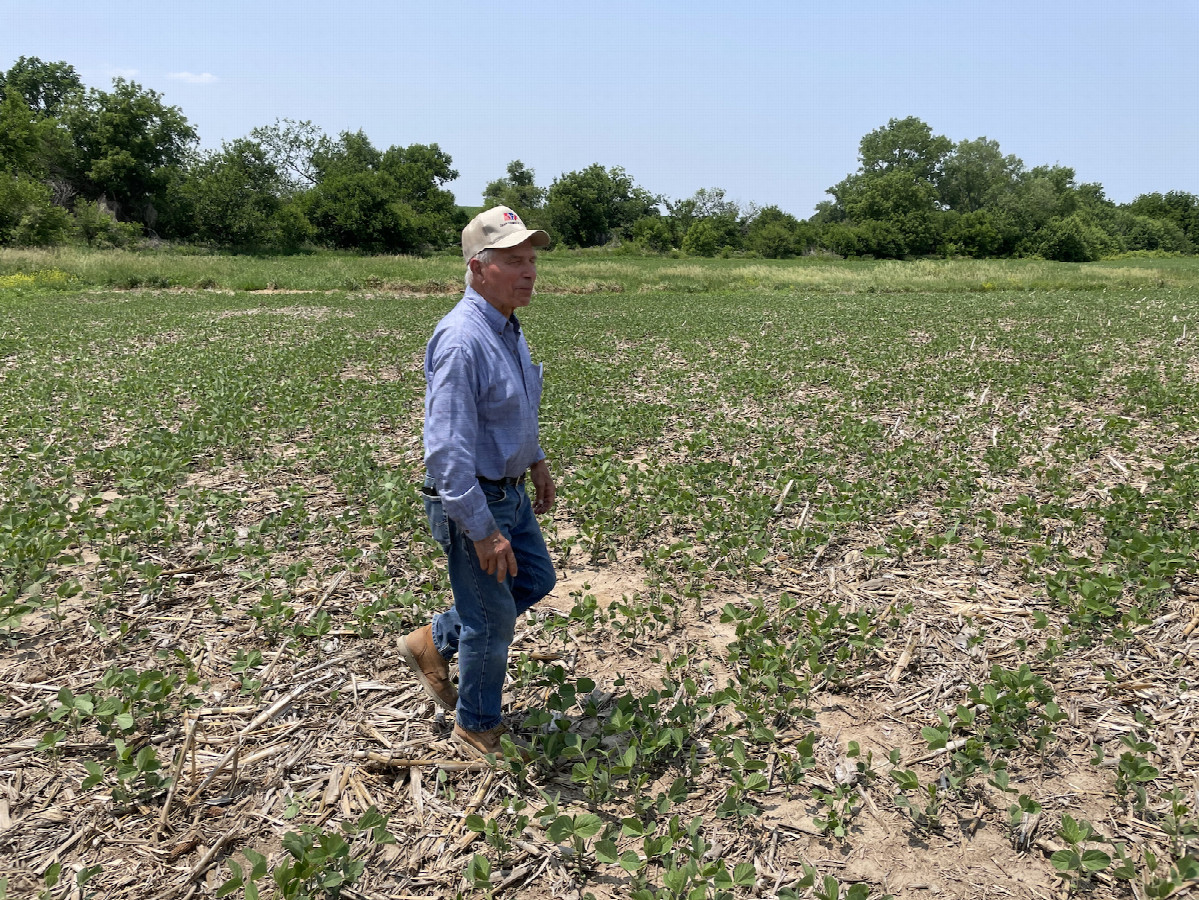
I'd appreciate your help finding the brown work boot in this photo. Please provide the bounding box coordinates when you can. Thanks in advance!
[398,624,457,711]
[453,722,531,761]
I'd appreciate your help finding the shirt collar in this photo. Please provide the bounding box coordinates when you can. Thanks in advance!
[464,287,520,335]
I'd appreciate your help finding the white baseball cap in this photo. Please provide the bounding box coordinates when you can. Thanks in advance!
[462,206,550,261]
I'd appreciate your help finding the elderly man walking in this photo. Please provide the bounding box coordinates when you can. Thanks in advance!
[399,206,557,757]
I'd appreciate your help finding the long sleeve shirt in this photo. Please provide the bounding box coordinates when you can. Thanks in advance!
[423,288,546,540]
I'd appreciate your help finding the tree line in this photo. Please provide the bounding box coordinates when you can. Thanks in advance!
[2,57,1196,261]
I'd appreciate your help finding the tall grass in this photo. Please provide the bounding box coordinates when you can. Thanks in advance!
[2,245,1198,296]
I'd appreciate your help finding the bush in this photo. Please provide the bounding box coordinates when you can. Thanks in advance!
[73,199,142,247]
[275,200,316,250]
[303,171,421,252]
[1035,214,1114,262]
[942,210,1003,258]
[1111,212,1190,254]
[747,222,797,258]
[631,216,673,253]
[856,220,907,258]
[681,220,720,257]
[0,173,72,245]
[820,223,864,258]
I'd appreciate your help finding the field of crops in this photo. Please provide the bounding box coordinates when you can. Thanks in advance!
[1,251,1197,900]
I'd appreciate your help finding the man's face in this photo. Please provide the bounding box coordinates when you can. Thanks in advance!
[473,240,538,313]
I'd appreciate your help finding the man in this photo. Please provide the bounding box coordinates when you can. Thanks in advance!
[399,206,557,758]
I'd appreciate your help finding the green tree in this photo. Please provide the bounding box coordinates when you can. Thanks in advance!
[941,210,1003,258]
[819,117,952,256]
[379,142,461,244]
[746,206,808,258]
[0,61,77,190]
[0,91,47,174]
[668,187,742,250]
[545,164,658,246]
[483,160,546,220]
[0,57,83,117]
[65,78,197,226]
[1126,191,1199,244]
[681,220,721,256]
[859,116,953,182]
[0,173,72,245]
[304,170,419,252]
[167,138,292,247]
[856,219,909,258]
[939,137,1024,212]
[248,118,324,195]
[301,130,458,252]
[311,129,381,181]
[72,198,143,247]
[987,165,1085,254]
[631,216,674,252]
[1036,213,1114,262]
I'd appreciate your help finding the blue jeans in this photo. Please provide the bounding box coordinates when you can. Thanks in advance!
[424,478,557,732]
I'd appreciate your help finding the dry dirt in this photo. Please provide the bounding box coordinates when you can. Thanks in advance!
[1,440,1197,900]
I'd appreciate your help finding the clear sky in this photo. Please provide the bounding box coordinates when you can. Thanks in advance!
[5,1,1198,218]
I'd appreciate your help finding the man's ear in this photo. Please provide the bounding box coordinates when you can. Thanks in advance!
[468,256,484,283]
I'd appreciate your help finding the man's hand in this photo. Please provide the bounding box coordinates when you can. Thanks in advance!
[474,530,517,582]
[530,459,555,515]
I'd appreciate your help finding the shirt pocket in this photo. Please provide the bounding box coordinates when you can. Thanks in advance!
[482,372,523,419]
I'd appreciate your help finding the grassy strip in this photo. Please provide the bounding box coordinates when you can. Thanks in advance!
[2,246,1199,296]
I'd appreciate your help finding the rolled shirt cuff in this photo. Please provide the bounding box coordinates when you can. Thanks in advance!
[462,511,500,543]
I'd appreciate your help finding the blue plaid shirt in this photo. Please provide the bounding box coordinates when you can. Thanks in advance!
[424,288,546,540]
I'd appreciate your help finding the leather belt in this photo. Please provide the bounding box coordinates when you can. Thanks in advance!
[421,474,525,498]
[477,474,526,487]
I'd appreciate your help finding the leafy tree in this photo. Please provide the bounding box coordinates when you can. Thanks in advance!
[483,160,546,220]
[987,164,1084,254]
[939,137,1024,213]
[0,91,46,174]
[311,129,381,181]
[856,219,910,258]
[545,164,658,246]
[249,118,324,195]
[820,222,865,258]
[304,170,420,252]
[681,220,722,256]
[859,116,953,182]
[941,210,1004,258]
[818,117,951,256]
[1036,213,1114,261]
[631,215,674,252]
[668,188,742,250]
[830,171,942,256]
[0,65,76,188]
[1109,210,1189,253]
[838,169,939,223]
[167,139,292,247]
[72,198,142,247]
[0,173,72,245]
[746,206,808,258]
[1126,191,1199,244]
[379,142,461,245]
[300,131,458,252]
[0,57,83,117]
[64,78,197,226]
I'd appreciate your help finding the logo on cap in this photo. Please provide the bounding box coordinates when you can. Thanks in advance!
[503,211,520,223]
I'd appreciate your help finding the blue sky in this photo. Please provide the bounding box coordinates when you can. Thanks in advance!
[5,1,1198,217]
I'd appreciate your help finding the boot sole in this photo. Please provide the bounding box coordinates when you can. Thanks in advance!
[397,640,458,711]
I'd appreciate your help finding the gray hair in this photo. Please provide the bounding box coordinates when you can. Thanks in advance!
[464,248,497,288]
